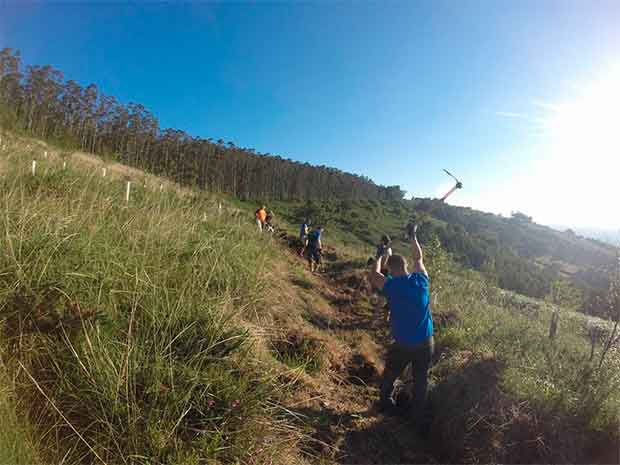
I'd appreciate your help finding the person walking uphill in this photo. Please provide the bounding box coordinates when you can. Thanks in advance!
[368,223,434,436]
[306,226,324,273]
[255,205,267,232]
[375,234,393,273]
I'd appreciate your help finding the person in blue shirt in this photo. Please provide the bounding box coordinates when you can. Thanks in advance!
[368,223,433,432]
[306,226,323,273]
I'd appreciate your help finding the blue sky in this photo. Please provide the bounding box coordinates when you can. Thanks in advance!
[1,1,619,228]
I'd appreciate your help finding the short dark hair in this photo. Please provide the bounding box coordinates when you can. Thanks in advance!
[387,254,407,272]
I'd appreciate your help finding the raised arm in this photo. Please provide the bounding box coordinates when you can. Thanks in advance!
[410,224,428,276]
[368,254,387,290]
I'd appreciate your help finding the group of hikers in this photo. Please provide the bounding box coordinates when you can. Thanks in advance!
[253,205,433,436]
[253,207,324,273]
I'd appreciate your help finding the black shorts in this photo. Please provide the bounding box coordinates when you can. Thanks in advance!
[308,247,321,263]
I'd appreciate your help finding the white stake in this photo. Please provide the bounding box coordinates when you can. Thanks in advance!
[102,167,107,177]
[160,183,163,192]
[125,181,131,203]
[218,202,222,213]
[32,160,36,176]
[63,161,67,170]
[44,151,48,158]
[203,212,207,221]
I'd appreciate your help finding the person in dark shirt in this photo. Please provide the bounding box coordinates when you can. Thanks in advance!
[306,226,323,273]
[375,234,393,274]
[368,223,433,434]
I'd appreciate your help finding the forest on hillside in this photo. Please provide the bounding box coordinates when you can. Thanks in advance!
[0,48,404,201]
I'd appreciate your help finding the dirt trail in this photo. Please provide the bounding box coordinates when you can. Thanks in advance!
[276,236,620,465]
[279,236,441,464]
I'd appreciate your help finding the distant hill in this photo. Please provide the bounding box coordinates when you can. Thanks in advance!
[414,200,617,316]
[551,226,620,247]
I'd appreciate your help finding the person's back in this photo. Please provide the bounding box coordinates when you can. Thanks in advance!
[307,227,323,272]
[255,206,267,231]
[308,229,321,249]
[383,273,432,347]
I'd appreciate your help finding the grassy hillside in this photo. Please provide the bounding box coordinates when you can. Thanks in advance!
[1,131,619,464]
[0,132,307,464]
[249,197,617,317]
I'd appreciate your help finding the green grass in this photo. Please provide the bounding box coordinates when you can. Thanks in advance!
[1,133,618,464]
[0,150,295,464]
[0,363,41,465]
[428,267,620,462]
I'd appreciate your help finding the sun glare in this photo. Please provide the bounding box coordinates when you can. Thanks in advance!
[534,68,620,228]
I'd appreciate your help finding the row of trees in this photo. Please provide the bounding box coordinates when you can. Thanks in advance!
[0,48,405,202]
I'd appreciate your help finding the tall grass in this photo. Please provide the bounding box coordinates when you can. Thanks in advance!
[0,152,294,464]
[429,253,620,462]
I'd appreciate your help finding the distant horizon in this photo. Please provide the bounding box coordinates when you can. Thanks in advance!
[2,1,618,229]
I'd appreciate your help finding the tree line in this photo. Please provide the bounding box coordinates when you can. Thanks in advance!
[0,48,405,202]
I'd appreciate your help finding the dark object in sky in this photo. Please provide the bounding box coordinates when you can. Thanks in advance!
[440,169,463,202]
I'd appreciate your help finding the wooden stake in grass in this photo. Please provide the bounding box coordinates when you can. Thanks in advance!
[160,183,164,192]
[43,150,48,158]
[102,167,107,177]
[549,309,559,341]
[63,161,67,170]
[125,181,131,203]
[32,160,37,176]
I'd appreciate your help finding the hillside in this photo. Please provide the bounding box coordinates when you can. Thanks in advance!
[1,47,616,318]
[1,130,618,464]
[243,197,617,319]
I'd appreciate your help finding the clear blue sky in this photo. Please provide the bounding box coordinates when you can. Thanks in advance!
[1,1,619,228]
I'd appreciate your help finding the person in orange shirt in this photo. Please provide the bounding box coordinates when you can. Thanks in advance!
[255,205,267,232]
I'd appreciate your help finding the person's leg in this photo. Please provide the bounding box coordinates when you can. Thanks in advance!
[411,337,434,422]
[256,219,262,232]
[312,249,321,272]
[379,343,410,409]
